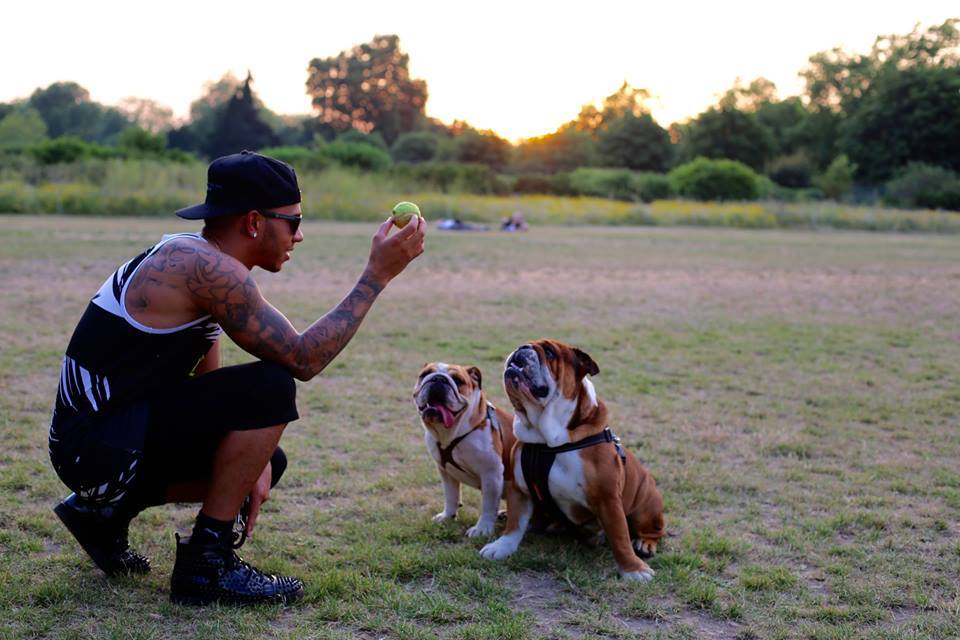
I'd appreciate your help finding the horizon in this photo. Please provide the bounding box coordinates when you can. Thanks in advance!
[3,2,957,141]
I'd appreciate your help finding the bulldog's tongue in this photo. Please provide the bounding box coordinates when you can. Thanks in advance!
[431,404,455,428]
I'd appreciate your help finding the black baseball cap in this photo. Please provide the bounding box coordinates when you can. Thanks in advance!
[175,150,301,220]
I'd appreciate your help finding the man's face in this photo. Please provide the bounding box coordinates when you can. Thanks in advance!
[258,203,303,273]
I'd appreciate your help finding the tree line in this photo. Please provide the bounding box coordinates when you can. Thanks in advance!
[0,21,957,209]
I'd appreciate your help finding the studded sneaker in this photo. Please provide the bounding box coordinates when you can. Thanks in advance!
[53,494,151,576]
[169,534,304,606]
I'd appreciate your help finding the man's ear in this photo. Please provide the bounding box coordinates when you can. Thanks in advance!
[243,210,261,238]
[467,366,482,389]
[573,348,600,378]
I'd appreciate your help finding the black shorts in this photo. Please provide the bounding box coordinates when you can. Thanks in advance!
[49,361,298,510]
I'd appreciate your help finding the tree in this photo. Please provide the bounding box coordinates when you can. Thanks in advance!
[572,82,651,135]
[839,64,960,182]
[0,107,49,149]
[797,19,959,177]
[718,77,778,112]
[678,107,776,171]
[802,18,959,112]
[451,129,512,170]
[116,98,175,134]
[168,73,284,156]
[814,155,856,201]
[306,34,428,144]
[28,82,129,143]
[205,73,278,159]
[754,97,810,157]
[117,126,167,156]
[391,131,440,163]
[336,129,389,151]
[595,113,672,171]
[514,128,595,173]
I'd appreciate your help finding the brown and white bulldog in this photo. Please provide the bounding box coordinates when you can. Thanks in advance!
[479,339,665,581]
[414,362,516,537]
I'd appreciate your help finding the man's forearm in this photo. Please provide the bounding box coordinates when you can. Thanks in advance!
[290,270,385,380]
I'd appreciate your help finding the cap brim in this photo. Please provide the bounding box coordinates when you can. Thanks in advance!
[175,203,244,220]
[175,203,212,220]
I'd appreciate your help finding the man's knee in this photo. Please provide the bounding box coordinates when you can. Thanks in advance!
[237,361,297,425]
[252,361,297,406]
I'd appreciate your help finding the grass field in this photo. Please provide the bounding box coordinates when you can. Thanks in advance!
[1,215,959,639]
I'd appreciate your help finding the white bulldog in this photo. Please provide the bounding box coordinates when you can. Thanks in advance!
[414,362,516,538]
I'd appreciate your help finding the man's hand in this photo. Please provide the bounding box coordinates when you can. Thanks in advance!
[245,461,272,538]
[364,215,426,287]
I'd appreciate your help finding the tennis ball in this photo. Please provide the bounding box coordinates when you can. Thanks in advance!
[391,201,420,228]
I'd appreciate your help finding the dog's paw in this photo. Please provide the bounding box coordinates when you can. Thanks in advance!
[479,537,518,560]
[619,568,655,582]
[465,520,495,538]
[633,539,657,559]
[432,512,456,524]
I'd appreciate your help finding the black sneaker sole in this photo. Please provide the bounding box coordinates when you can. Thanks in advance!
[170,586,304,607]
[53,502,150,577]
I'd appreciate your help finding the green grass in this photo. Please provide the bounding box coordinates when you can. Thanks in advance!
[1,216,959,638]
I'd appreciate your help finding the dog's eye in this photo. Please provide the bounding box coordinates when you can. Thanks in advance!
[451,374,465,385]
[543,345,556,360]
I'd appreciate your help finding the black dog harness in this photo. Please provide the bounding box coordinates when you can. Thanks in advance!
[437,403,500,474]
[520,427,626,516]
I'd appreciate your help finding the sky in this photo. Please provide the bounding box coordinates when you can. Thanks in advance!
[3,1,956,141]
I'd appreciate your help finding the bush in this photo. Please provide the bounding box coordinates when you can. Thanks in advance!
[30,137,116,165]
[549,172,575,196]
[512,173,555,194]
[335,129,389,152]
[814,155,856,201]
[388,162,507,194]
[259,146,331,172]
[635,173,673,202]
[320,142,392,171]
[756,176,824,202]
[669,157,759,201]
[768,153,813,188]
[456,163,509,195]
[569,168,674,202]
[570,168,638,200]
[391,132,440,163]
[117,127,167,156]
[884,163,960,211]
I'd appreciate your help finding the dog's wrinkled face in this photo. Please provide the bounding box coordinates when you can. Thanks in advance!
[414,362,482,430]
[503,339,599,413]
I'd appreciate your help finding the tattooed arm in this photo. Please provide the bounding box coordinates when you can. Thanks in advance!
[186,216,424,381]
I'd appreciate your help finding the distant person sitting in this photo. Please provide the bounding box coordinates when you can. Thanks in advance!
[501,212,528,232]
[437,218,488,231]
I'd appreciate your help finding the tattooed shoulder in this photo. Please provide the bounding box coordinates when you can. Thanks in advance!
[181,242,260,326]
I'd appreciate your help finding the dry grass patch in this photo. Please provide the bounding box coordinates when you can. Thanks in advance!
[1,215,958,639]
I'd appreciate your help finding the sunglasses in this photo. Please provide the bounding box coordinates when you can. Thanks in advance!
[257,209,302,234]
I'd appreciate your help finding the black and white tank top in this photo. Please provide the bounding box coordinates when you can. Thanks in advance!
[51,233,223,434]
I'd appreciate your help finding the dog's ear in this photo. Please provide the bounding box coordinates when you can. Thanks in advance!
[467,366,482,389]
[573,348,600,378]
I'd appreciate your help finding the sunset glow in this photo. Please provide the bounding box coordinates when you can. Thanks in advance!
[3,1,956,141]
